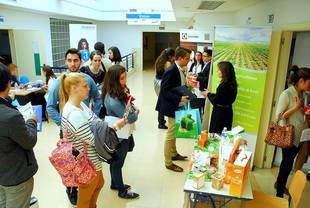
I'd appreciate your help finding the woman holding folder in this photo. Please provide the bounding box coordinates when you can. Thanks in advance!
[102,65,140,199]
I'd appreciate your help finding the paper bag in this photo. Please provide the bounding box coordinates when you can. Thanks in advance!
[229,150,252,197]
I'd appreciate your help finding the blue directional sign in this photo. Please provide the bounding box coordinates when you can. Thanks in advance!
[126,13,161,19]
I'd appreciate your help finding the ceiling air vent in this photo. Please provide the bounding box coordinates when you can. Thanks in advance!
[198,1,225,10]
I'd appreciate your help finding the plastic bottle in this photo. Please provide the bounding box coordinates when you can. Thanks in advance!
[221,127,228,141]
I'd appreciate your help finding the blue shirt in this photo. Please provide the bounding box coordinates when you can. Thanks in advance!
[47,72,101,126]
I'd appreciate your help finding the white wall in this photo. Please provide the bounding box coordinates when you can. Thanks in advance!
[0,7,52,65]
[233,0,310,29]
[96,21,188,70]
[191,12,236,41]
[292,32,310,68]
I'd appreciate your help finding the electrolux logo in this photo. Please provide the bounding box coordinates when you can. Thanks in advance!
[181,33,188,40]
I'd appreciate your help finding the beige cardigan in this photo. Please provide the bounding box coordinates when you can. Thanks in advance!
[276,86,304,147]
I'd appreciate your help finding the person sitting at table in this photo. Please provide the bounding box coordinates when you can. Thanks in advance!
[8,63,20,87]
[42,65,57,102]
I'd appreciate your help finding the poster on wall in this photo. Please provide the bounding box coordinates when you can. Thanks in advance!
[212,26,272,156]
[69,24,97,65]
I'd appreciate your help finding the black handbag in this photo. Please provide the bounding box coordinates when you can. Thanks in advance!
[128,134,135,152]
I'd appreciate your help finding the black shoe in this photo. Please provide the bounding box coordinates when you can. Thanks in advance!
[274,182,289,195]
[158,124,168,129]
[118,190,139,199]
[172,153,188,161]
[110,184,131,191]
[66,187,78,206]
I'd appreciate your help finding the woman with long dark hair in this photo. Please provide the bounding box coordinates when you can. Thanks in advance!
[189,51,204,75]
[154,48,175,129]
[102,65,139,199]
[108,46,122,65]
[202,61,238,133]
[274,66,310,197]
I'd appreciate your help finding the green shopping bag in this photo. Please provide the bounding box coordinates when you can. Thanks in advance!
[175,103,202,139]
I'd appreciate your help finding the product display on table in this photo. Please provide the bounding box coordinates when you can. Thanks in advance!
[186,126,252,198]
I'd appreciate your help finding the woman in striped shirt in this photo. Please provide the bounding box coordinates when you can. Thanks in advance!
[59,73,125,207]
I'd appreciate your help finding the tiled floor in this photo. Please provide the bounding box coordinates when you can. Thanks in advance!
[32,69,310,208]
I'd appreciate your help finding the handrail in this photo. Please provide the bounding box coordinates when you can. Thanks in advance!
[121,51,136,72]
[45,50,136,74]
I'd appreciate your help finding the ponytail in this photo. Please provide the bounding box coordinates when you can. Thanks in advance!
[58,73,85,112]
[59,73,68,113]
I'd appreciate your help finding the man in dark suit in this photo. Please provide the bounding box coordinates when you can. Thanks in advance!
[197,49,212,91]
[156,47,191,172]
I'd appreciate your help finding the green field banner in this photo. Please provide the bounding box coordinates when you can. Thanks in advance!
[212,26,272,134]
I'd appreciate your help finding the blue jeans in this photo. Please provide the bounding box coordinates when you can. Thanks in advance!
[110,139,129,192]
[0,177,34,208]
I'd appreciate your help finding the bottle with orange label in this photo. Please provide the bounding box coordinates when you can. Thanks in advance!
[198,130,208,147]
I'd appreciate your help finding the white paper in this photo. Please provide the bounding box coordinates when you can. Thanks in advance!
[104,116,130,139]
[300,128,310,142]
[18,102,34,121]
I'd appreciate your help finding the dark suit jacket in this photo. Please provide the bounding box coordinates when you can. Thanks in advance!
[197,61,211,91]
[155,63,182,118]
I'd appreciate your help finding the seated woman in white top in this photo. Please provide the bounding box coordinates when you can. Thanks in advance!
[59,73,125,207]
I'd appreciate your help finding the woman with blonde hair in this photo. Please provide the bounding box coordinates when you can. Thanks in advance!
[59,73,125,207]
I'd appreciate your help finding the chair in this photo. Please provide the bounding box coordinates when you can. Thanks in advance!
[19,75,30,84]
[241,170,306,208]
[288,170,307,208]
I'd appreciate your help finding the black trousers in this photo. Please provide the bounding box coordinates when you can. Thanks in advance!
[158,112,166,125]
[276,145,300,197]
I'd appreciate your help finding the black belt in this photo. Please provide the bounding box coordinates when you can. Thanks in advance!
[216,104,230,108]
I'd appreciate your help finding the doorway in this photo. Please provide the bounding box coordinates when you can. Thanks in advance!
[0,29,12,64]
[272,31,310,168]
[142,32,179,70]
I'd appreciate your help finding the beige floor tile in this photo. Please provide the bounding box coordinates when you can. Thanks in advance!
[31,69,310,208]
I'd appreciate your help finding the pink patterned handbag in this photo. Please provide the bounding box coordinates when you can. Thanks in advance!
[49,113,97,186]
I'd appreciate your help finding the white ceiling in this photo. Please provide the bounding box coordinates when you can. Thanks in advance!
[171,0,264,21]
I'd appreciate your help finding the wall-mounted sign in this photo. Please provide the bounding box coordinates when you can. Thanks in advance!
[180,29,211,43]
[126,12,161,25]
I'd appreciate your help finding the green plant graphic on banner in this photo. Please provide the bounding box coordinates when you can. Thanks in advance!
[212,27,272,133]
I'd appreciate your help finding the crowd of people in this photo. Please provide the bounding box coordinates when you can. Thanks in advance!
[1,42,310,208]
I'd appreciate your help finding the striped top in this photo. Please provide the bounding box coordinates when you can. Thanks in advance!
[61,102,102,171]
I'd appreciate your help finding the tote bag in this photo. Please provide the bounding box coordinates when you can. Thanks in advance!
[265,119,294,149]
[175,103,201,139]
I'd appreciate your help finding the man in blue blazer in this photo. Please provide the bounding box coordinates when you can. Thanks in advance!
[156,47,191,172]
